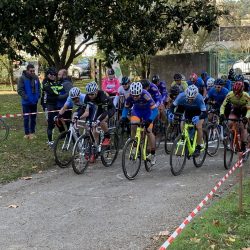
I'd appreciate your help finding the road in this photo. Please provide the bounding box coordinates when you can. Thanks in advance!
[0,146,245,250]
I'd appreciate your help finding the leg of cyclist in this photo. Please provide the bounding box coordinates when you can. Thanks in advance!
[100,116,111,146]
[146,123,156,165]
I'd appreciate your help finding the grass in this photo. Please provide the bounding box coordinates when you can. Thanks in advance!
[0,78,93,183]
[156,179,250,250]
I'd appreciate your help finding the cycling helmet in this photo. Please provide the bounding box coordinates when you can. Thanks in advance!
[173,73,182,81]
[207,77,215,88]
[185,85,199,99]
[201,71,208,79]
[130,82,143,95]
[86,81,98,94]
[170,85,180,96]
[46,67,57,76]
[181,74,186,81]
[214,78,224,86]
[233,81,244,95]
[69,87,81,98]
[152,75,160,84]
[141,79,151,89]
[121,76,130,85]
[190,73,198,82]
[107,68,115,75]
[235,74,244,82]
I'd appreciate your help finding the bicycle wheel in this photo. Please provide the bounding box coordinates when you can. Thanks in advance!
[223,132,234,170]
[170,134,187,176]
[165,124,179,154]
[144,138,153,172]
[206,124,220,157]
[101,131,119,167]
[193,129,208,168]
[122,138,141,180]
[54,131,75,168]
[153,119,164,149]
[0,119,9,141]
[72,135,91,174]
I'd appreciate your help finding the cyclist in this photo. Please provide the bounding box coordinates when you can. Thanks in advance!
[171,73,188,93]
[228,68,236,82]
[206,77,215,91]
[201,71,210,88]
[80,81,116,161]
[221,75,232,91]
[101,68,120,96]
[220,81,250,153]
[187,73,206,97]
[120,82,158,165]
[152,75,168,106]
[168,85,207,157]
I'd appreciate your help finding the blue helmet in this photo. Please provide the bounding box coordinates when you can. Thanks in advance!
[214,78,224,86]
[121,76,130,85]
[235,74,244,82]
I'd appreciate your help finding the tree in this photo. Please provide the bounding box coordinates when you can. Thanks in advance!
[0,0,114,69]
[98,0,226,77]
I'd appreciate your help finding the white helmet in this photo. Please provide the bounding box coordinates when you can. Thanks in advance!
[185,85,199,99]
[86,81,98,94]
[207,77,215,88]
[130,81,143,95]
[69,87,81,98]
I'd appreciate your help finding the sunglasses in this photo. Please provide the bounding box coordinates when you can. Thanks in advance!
[88,93,95,96]
[132,94,140,98]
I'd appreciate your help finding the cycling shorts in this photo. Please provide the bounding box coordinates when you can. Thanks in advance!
[230,106,247,118]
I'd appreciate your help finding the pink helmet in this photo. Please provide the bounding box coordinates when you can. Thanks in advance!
[190,73,198,82]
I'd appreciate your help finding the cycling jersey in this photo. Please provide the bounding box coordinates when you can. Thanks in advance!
[113,86,130,107]
[220,91,250,118]
[171,81,188,92]
[224,80,232,91]
[101,77,120,95]
[147,83,162,107]
[65,93,86,108]
[207,87,229,109]
[187,77,205,95]
[155,81,168,103]
[171,92,206,119]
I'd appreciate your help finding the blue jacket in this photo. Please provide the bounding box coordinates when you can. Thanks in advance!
[17,71,40,105]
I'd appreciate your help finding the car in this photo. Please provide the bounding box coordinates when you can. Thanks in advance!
[68,58,91,79]
[233,55,250,75]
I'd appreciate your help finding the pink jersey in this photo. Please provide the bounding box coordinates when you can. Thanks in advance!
[101,77,120,95]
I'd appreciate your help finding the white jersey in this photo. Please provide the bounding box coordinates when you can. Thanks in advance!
[113,86,130,107]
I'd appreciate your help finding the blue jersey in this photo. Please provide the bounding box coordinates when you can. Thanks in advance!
[156,81,168,103]
[65,93,86,108]
[187,77,205,95]
[173,92,206,113]
[207,87,229,109]
[147,83,162,106]
[224,79,232,91]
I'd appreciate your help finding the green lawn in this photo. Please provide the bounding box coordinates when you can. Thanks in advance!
[0,78,92,183]
[156,178,250,250]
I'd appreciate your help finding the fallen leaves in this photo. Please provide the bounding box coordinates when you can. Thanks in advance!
[212,219,220,227]
[21,176,32,180]
[190,237,201,243]
[8,204,19,208]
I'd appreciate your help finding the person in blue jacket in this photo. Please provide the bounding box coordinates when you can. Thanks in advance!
[17,64,40,139]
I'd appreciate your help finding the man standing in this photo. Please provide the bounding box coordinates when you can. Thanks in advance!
[17,64,40,139]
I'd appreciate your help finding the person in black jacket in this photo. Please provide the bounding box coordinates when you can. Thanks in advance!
[41,67,65,147]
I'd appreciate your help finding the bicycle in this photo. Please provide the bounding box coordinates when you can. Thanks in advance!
[170,119,208,176]
[165,113,182,154]
[223,118,247,169]
[0,118,9,141]
[72,120,119,174]
[153,115,166,149]
[53,119,83,168]
[122,122,154,180]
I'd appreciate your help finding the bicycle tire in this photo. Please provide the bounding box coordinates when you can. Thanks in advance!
[0,119,9,141]
[170,134,187,176]
[223,132,234,170]
[54,131,75,168]
[101,131,119,167]
[165,124,179,154]
[72,135,90,174]
[206,124,220,157]
[144,137,153,172]
[122,138,141,180]
[193,129,208,168]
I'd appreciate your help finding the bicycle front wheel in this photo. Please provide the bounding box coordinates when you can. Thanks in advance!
[122,138,141,180]
[170,135,187,176]
[72,135,91,174]
[0,119,9,141]
[207,124,220,157]
[165,124,179,154]
[193,129,208,168]
[101,131,119,167]
[223,133,234,170]
[54,131,75,168]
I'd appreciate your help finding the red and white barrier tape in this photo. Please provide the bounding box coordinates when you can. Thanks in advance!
[0,109,72,119]
[159,151,249,250]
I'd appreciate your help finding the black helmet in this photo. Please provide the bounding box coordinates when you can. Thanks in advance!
[152,75,160,84]
[201,71,208,79]
[107,68,115,75]
[170,85,180,96]
[141,79,151,89]
[46,67,57,76]
[173,73,182,81]
[121,76,130,85]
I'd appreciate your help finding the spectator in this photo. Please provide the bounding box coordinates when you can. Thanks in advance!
[17,64,40,139]
[101,68,120,96]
